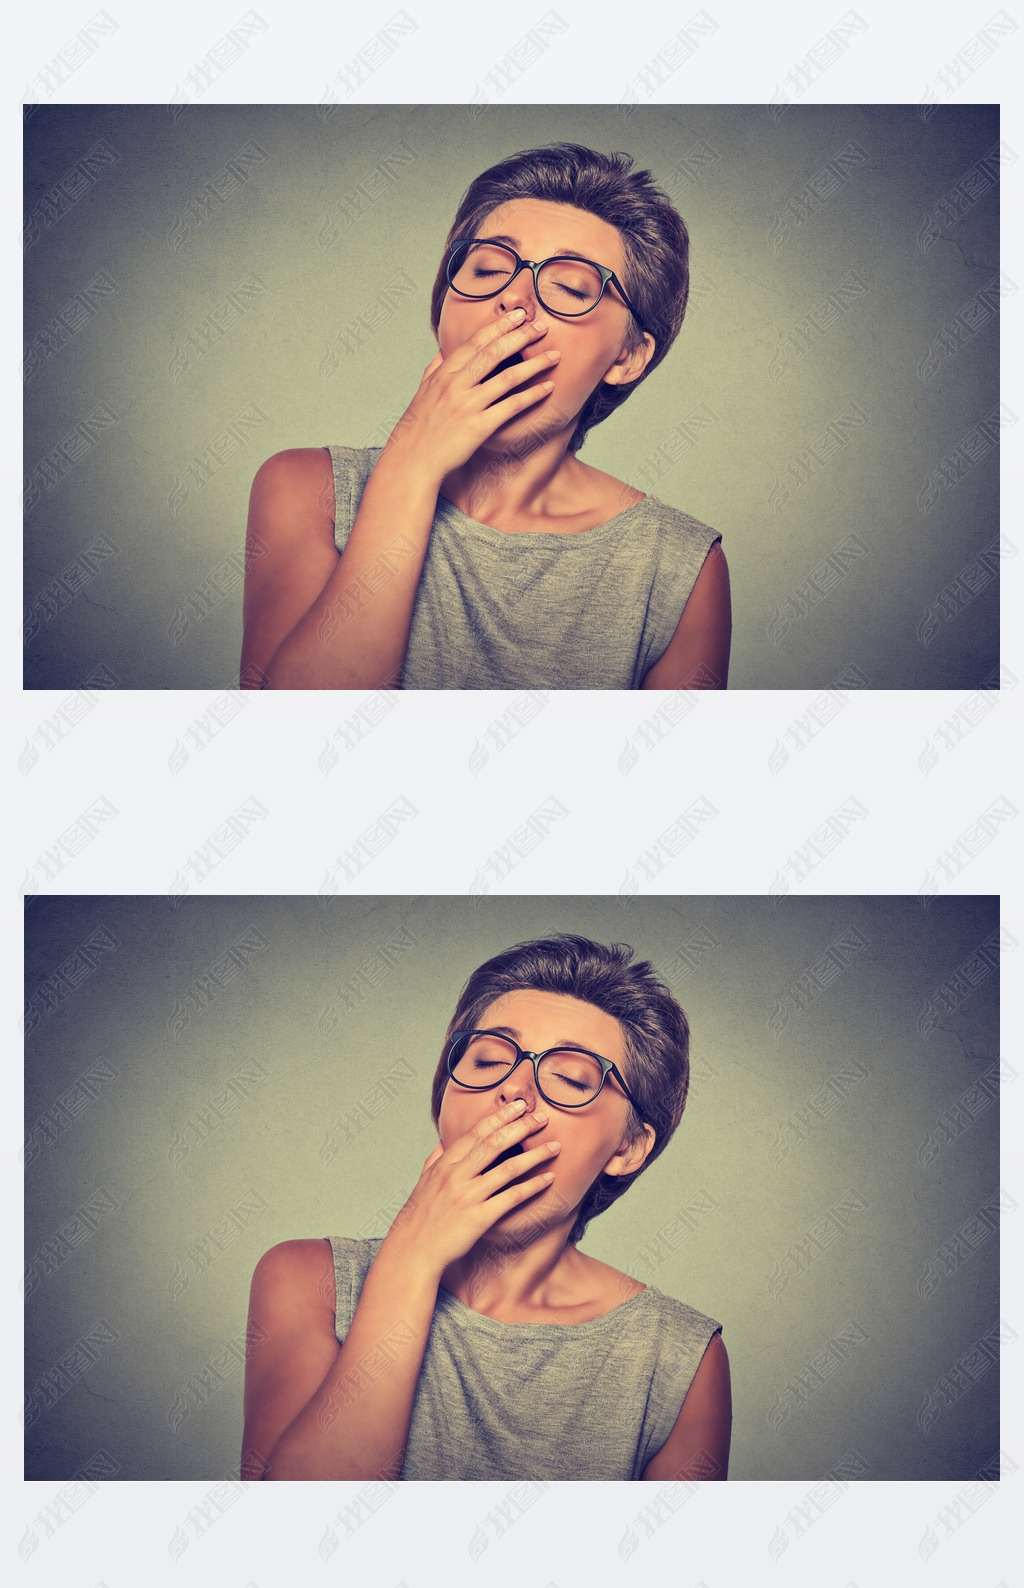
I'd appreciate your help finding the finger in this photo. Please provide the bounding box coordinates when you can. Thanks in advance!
[423,1142,444,1170]
[460,1106,548,1175]
[423,351,443,377]
[482,1138,560,1190]
[447,1099,531,1169]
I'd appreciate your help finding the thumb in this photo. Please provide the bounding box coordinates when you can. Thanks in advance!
[423,351,443,377]
[423,1141,444,1170]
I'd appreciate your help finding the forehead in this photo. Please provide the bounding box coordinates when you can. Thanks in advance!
[477,988,626,1060]
[475,198,626,271]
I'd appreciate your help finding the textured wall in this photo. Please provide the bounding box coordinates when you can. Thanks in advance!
[25,895,1000,1481]
[24,104,999,690]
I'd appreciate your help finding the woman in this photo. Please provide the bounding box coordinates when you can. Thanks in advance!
[241,144,731,690]
[242,935,731,1481]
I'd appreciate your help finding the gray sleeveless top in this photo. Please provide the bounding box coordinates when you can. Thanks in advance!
[327,1235,721,1481]
[326,446,721,690]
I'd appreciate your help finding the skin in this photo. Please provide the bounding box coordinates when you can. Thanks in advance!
[241,196,731,689]
[242,989,731,1480]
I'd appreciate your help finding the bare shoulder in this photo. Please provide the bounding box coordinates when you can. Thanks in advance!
[251,1238,336,1316]
[250,447,334,513]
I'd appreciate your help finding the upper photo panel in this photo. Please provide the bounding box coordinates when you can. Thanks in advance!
[24,104,1002,691]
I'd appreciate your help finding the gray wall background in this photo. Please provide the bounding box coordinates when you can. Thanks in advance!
[25,895,1000,1482]
[24,103,999,691]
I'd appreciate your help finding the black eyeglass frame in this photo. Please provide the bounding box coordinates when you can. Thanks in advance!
[445,239,651,337]
[446,1029,647,1117]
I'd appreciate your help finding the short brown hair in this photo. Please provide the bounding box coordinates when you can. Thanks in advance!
[429,933,690,1244]
[429,143,690,453]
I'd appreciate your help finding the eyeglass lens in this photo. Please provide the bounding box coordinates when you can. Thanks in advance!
[450,1033,604,1104]
[450,243,604,315]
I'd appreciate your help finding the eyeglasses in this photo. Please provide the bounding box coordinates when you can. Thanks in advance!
[445,239,648,332]
[446,1029,646,1114]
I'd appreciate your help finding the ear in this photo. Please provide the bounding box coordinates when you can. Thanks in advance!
[602,331,656,389]
[602,1122,656,1178]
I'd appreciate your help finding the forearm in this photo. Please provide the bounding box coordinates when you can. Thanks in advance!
[262,447,441,690]
[264,1234,440,1480]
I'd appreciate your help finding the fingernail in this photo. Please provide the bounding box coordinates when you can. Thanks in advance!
[510,1099,527,1112]
[509,308,526,320]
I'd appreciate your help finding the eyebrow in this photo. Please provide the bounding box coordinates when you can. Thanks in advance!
[477,233,601,264]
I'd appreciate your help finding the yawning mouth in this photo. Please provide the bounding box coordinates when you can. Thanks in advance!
[491,1142,525,1168]
[483,351,524,383]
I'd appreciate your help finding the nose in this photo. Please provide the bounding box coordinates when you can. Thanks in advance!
[497,267,545,328]
[496,1054,539,1111]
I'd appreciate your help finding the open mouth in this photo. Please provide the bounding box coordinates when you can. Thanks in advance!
[491,1142,525,1168]
[483,351,524,383]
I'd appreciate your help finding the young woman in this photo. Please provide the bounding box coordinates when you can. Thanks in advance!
[242,935,731,1481]
[241,144,731,690]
